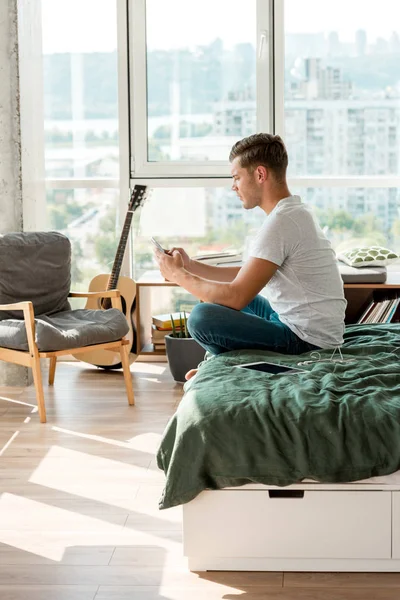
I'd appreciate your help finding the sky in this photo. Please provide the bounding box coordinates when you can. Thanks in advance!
[41,0,399,54]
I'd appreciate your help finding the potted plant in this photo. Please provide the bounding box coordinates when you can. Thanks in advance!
[165,312,206,383]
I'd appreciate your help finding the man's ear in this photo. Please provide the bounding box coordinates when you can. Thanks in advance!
[256,165,268,183]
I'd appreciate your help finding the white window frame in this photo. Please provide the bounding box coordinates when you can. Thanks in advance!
[128,0,274,179]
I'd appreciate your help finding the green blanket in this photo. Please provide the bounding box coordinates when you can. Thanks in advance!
[157,324,400,509]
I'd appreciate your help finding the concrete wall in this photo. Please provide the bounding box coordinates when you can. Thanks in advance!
[0,0,30,385]
[0,0,23,233]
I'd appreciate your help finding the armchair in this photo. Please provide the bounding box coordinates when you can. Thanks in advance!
[0,232,134,422]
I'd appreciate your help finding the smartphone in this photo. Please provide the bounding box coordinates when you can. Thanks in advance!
[151,237,167,254]
[234,361,305,375]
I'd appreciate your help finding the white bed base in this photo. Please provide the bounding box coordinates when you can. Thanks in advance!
[182,481,400,572]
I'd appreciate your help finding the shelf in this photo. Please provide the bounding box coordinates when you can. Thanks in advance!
[140,342,166,355]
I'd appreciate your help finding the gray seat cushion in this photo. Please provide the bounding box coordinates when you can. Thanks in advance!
[0,231,71,320]
[0,309,129,352]
[338,261,387,283]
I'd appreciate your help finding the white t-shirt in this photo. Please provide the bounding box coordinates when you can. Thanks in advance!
[249,195,346,349]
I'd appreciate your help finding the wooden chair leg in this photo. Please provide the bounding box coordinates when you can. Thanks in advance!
[48,356,57,385]
[120,344,134,406]
[31,356,46,423]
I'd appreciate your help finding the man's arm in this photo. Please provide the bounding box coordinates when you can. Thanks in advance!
[156,250,279,310]
[187,260,241,282]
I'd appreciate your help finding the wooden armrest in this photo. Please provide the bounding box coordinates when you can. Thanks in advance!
[0,301,33,311]
[0,301,38,354]
[69,289,121,298]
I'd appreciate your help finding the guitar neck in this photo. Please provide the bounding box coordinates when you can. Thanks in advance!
[107,212,133,290]
[106,185,147,292]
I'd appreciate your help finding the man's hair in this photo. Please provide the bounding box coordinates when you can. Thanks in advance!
[229,133,288,183]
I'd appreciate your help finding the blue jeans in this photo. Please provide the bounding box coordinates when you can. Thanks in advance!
[187,295,320,356]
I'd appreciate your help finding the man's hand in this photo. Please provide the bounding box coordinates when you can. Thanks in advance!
[154,248,185,283]
[169,246,191,269]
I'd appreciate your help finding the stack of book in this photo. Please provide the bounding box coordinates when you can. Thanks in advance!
[151,312,186,350]
[357,297,400,324]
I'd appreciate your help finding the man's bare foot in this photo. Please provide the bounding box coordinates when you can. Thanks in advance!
[185,368,198,380]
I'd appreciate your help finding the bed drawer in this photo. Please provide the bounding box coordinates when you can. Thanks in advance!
[183,490,391,560]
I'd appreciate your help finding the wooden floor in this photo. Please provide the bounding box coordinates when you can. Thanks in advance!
[1,362,400,599]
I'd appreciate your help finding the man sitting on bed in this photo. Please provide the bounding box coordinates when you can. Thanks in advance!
[154,132,347,379]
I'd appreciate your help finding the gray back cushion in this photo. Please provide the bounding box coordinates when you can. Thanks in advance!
[0,232,71,320]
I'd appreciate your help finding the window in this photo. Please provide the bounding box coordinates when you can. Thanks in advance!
[42,0,120,180]
[292,188,400,254]
[38,0,400,292]
[41,0,126,291]
[283,0,400,177]
[46,188,119,291]
[129,0,271,177]
[132,186,263,280]
[282,0,400,254]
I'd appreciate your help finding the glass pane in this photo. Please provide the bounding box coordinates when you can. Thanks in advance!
[145,0,257,161]
[132,186,264,281]
[41,0,119,179]
[46,188,119,292]
[284,0,400,176]
[291,187,400,253]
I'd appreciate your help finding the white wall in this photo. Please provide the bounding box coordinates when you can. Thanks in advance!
[0,0,23,233]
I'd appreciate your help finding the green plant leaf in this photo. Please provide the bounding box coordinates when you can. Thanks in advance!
[170,314,176,337]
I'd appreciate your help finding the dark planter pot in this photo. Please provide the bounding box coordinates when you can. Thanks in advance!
[165,335,206,383]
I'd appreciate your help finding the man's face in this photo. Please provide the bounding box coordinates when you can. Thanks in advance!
[230,157,262,210]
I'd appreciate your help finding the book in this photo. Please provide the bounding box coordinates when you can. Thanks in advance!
[152,312,189,329]
[358,300,375,324]
[386,298,400,323]
[359,298,400,324]
[151,324,172,340]
[153,341,166,349]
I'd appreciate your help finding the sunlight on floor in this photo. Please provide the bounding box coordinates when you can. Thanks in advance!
[28,446,150,508]
[0,395,36,408]
[132,363,167,375]
[0,493,182,563]
[0,494,120,537]
[51,427,162,452]
[126,432,162,453]
[0,431,20,456]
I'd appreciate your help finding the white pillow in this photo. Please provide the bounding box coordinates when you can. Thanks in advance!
[337,246,400,268]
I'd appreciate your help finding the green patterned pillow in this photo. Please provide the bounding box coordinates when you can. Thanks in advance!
[337,246,400,267]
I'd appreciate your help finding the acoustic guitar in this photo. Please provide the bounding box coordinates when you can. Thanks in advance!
[74,184,148,369]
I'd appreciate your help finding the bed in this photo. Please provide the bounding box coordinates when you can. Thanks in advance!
[157,324,400,571]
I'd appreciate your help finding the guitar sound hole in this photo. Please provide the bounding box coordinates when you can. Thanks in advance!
[100,296,127,313]
[101,297,112,310]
